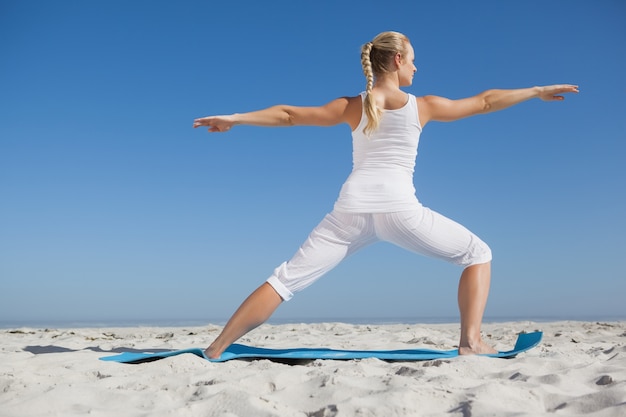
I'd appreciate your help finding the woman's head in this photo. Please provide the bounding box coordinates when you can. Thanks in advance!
[361,31,413,135]
[363,31,411,78]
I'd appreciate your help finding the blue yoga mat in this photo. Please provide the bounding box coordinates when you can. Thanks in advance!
[99,331,542,364]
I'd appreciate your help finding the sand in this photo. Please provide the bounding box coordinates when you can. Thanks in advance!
[1,321,625,416]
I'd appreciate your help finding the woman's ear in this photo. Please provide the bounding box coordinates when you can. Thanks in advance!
[394,52,403,68]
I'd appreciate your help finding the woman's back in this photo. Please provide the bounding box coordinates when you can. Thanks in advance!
[333,93,422,213]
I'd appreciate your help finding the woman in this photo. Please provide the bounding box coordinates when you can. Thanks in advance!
[193,31,578,358]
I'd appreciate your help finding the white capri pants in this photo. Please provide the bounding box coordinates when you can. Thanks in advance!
[267,207,492,301]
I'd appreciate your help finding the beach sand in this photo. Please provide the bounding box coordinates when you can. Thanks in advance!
[1,321,625,416]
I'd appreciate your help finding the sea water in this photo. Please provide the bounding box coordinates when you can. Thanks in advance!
[1,314,625,329]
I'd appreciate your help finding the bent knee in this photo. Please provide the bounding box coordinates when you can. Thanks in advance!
[462,238,492,267]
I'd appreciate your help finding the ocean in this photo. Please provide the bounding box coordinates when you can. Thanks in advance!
[1,314,625,329]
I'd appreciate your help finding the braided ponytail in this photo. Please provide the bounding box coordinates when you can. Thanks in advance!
[360,32,411,135]
[361,42,381,136]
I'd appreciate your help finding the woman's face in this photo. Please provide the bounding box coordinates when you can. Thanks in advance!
[397,43,417,87]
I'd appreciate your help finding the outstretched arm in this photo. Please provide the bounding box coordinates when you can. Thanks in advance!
[417,84,578,126]
[193,96,362,132]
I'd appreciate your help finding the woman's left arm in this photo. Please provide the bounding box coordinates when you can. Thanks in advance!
[417,84,578,126]
[193,96,362,133]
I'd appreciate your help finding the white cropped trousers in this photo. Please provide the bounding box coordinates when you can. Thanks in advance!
[267,206,492,301]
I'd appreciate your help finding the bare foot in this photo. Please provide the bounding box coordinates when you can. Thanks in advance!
[458,340,498,355]
[204,346,223,360]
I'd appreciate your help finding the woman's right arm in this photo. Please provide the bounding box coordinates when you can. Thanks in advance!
[417,84,578,127]
[193,96,362,132]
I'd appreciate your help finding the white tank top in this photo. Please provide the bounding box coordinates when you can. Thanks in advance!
[334,92,422,213]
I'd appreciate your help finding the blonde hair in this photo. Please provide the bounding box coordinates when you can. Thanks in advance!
[361,31,411,135]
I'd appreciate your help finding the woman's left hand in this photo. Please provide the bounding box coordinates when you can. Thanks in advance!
[193,115,237,132]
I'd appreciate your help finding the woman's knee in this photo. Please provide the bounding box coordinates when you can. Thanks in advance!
[464,238,492,267]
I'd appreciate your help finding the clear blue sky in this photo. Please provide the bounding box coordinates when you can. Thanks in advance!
[1,0,624,325]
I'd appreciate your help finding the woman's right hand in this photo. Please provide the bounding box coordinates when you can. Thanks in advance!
[537,84,579,102]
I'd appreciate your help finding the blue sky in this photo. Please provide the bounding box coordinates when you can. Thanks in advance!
[1,0,624,325]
